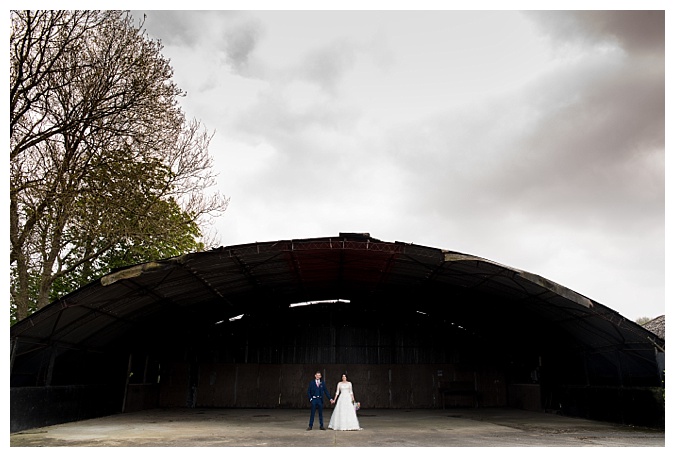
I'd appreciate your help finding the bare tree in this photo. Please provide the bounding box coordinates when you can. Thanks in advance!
[10,11,228,321]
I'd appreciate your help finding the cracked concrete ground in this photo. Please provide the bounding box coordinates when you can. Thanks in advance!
[10,407,665,447]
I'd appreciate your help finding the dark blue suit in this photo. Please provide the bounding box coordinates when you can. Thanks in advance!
[307,379,333,428]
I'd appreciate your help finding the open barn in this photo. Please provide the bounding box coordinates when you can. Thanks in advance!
[10,233,665,432]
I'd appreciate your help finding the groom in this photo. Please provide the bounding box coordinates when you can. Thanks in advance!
[307,371,334,430]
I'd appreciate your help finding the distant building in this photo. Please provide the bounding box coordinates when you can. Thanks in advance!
[643,315,665,342]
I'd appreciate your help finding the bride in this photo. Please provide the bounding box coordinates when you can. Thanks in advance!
[328,374,362,431]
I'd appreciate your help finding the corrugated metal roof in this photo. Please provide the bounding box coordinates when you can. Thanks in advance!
[11,233,663,362]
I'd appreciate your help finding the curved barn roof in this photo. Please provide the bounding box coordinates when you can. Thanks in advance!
[11,233,662,362]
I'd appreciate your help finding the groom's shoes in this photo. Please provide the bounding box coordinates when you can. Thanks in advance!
[320,426,326,430]
[306,427,312,431]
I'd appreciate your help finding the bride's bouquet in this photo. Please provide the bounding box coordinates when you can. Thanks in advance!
[353,401,361,411]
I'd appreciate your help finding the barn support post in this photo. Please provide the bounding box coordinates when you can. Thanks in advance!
[234,365,239,405]
[10,338,18,376]
[188,356,199,408]
[654,347,665,382]
[388,368,392,407]
[122,353,133,412]
[277,365,283,406]
[43,344,58,387]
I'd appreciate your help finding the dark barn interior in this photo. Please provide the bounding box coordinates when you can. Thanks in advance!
[10,233,665,432]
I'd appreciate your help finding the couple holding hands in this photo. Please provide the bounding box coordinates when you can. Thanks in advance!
[307,371,362,431]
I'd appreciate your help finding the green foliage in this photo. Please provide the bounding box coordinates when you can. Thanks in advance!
[9,11,228,323]
[9,199,205,326]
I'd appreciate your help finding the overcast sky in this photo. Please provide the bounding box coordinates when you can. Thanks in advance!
[130,5,666,321]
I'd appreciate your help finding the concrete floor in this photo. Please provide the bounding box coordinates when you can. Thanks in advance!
[10,407,665,447]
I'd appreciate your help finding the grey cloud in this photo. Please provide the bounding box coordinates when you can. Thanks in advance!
[572,10,664,55]
[135,11,264,76]
[233,89,358,142]
[297,41,357,93]
[387,42,664,242]
[499,12,662,231]
[136,11,218,47]
[221,20,263,74]
[511,40,664,223]
[526,11,664,56]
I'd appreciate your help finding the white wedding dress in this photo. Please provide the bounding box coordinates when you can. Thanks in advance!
[328,382,362,431]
